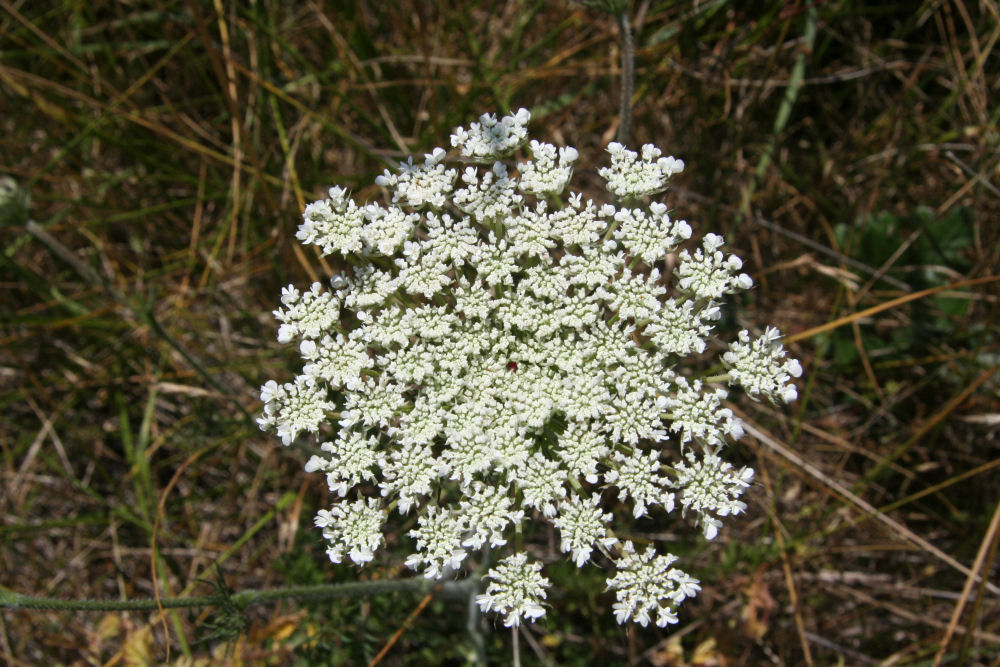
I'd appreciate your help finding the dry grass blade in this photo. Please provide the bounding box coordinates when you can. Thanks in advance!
[740,418,1000,597]
[931,498,1000,666]
[877,457,1000,516]
[856,362,1000,490]
[945,150,1000,199]
[825,585,1000,658]
[757,461,815,665]
[366,587,441,667]
[785,275,1000,344]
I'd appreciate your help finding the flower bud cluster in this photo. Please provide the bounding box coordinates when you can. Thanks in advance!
[258,108,800,628]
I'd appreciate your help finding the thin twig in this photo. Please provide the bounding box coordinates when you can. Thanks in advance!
[520,624,557,667]
[673,187,913,291]
[945,150,1000,198]
[758,461,814,665]
[740,418,1000,597]
[802,632,879,666]
[932,499,1000,666]
[367,587,441,667]
[615,9,634,145]
[784,275,1000,344]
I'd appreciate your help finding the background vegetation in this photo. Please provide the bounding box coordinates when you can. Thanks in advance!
[2,1,998,664]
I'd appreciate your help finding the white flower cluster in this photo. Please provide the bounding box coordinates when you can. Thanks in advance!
[258,108,800,629]
[673,451,755,540]
[375,147,456,209]
[723,326,803,403]
[451,108,532,162]
[517,140,579,197]
[606,541,701,627]
[599,142,685,200]
[476,552,550,627]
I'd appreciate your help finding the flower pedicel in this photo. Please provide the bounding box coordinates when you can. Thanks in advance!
[258,109,801,628]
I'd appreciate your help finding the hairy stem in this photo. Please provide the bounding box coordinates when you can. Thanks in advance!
[0,578,476,613]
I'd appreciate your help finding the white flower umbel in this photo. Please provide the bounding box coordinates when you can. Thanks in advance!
[405,505,468,579]
[506,200,556,259]
[454,162,522,225]
[645,298,719,356]
[305,431,379,497]
[301,333,373,387]
[611,202,692,264]
[424,212,479,265]
[549,193,605,246]
[513,452,567,519]
[675,233,753,300]
[606,541,701,627]
[297,186,365,256]
[600,142,685,200]
[606,386,666,445]
[604,449,675,519]
[672,450,755,540]
[476,552,551,627]
[517,140,579,197]
[378,443,441,515]
[554,493,616,567]
[596,267,666,321]
[257,375,334,446]
[562,241,625,289]
[452,108,531,162]
[376,147,457,209]
[663,377,745,448]
[723,326,804,404]
[273,282,340,344]
[315,497,385,565]
[341,375,405,429]
[459,482,524,549]
[259,107,800,629]
[556,421,611,483]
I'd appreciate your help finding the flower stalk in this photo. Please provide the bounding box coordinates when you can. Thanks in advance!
[0,578,476,613]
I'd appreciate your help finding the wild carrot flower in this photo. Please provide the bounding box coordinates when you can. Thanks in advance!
[258,108,800,628]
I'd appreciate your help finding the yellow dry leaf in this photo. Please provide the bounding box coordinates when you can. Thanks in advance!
[122,625,154,667]
[691,637,727,666]
[95,613,122,642]
[251,610,307,644]
[741,567,775,641]
[269,618,299,642]
[211,637,245,664]
[648,634,685,666]
[170,657,213,667]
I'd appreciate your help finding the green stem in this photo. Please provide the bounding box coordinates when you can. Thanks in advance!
[615,10,634,146]
[0,578,476,613]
